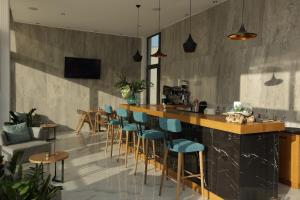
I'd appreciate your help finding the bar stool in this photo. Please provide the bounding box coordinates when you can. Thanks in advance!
[103,105,120,157]
[116,108,138,167]
[133,112,165,184]
[159,118,205,200]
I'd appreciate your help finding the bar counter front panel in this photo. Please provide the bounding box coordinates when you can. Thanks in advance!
[120,104,285,200]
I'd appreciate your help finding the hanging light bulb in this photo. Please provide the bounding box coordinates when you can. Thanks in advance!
[183,0,197,52]
[151,0,167,58]
[133,5,143,62]
[227,0,257,40]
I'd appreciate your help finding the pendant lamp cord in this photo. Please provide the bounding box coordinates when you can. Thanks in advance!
[189,0,192,33]
[242,0,245,24]
[158,0,161,32]
[137,5,140,37]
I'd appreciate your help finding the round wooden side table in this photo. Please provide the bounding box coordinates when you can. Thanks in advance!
[29,151,69,183]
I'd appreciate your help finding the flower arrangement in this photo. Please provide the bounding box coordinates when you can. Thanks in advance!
[114,74,153,104]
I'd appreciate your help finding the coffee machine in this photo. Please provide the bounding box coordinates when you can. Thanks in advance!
[162,80,190,105]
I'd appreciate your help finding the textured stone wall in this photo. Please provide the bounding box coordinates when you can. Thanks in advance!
[10,22,140,130]
[0,0,10,125]
[161,0,300,125]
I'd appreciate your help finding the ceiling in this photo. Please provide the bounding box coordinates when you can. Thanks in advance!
[10,0,226,37]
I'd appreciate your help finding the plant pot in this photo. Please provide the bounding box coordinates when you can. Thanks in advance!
[127,94,139,105]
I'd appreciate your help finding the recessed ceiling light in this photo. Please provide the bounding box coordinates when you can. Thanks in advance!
[28,7,38,11]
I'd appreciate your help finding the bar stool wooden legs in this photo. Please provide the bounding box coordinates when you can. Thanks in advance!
[117,130,136,168]
[159,149,205,200]
[199,151,205,197]
[105,124,117,157]
[159,148,169,196]
[134,137,161,184]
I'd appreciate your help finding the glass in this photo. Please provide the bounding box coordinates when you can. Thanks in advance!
[147,34,159,65]
[149,68,158,104]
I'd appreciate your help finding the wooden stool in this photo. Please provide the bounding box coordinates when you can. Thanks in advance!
[115,108,138,168]
[102,105,119,157]
[133,112,165,184]
[158,118,206,200]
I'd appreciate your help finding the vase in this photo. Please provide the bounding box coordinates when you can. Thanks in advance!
[127,94,139,105]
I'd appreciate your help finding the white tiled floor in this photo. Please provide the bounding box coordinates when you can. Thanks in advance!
[43,131,300,200]
[52,131,201,200]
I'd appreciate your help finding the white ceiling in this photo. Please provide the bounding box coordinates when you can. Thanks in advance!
[10,0,226,37]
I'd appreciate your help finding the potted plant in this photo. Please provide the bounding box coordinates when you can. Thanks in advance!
[8,108,37,127]
[0,152,62,200]
[115,74,153,105]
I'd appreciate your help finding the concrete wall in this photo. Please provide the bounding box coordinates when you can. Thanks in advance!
[160,0,300,125]
[0,0,10,125]
[10,22,141,130]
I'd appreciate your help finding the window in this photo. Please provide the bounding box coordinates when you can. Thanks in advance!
[146,33,161,104]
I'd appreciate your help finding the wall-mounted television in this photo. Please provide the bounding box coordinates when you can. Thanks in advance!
[64,57,101,79]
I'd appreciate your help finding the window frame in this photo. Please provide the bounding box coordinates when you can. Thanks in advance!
[146,32,161,104]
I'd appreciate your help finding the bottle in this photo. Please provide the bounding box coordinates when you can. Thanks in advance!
[216,106,220,115]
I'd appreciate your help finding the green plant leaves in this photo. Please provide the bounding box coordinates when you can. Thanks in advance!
[0,161,62,200]
[114,74,153,98]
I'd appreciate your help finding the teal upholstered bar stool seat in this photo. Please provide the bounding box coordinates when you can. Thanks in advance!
[116,108,138,167]
[159,118,205,200]
[133,112,165,184]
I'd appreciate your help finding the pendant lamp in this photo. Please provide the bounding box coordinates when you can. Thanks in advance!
[183,0,197,52]
[151,0,167,58]
[227,0,257,40]
[133,5,143,62]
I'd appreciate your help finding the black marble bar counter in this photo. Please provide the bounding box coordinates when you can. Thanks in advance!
[120,104,285,200]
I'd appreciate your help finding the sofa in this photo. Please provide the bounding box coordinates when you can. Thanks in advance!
[0,126,51,163]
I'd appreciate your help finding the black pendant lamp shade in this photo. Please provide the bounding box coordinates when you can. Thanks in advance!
[151,0,167,58]
[133,49,143,62]
[151,49,167,57]
[133,5,142,62]
[227,0,257,41]
[183,0,197,52]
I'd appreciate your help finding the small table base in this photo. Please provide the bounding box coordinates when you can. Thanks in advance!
[52,160,65,183]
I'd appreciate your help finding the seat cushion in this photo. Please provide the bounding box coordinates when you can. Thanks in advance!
[169,139,204,153]
[108,119,120,125]
[122,124,138,132]
[1,140,51,163]
[3,123,32,144]
[139,129,165,140]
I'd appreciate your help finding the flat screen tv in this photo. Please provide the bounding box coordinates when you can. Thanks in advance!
[64,57,101,79]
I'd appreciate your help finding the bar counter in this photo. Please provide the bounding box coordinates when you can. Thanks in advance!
[120,104,285,200]
[120,104,284,134]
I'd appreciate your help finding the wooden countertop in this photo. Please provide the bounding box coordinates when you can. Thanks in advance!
[119,104,285,135]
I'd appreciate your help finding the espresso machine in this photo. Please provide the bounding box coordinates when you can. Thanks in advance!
[162,80,190,105]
